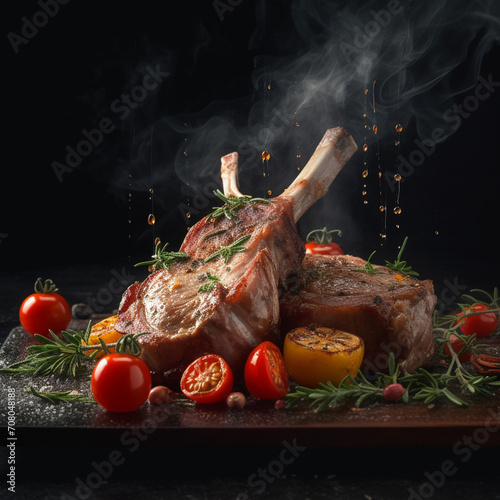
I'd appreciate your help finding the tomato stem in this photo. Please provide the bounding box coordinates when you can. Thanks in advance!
[306,227,342,245]
[33,277,58,294]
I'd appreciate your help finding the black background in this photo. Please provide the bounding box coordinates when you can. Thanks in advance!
[0,0,499,297]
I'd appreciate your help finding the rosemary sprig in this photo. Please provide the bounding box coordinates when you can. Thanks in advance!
[461,287,500,309]
[285,342,500,410]
[204,234,252,264]
[385,236,419,277]
[134,241,189,272]
[352,250,383,275]
[26,387,95,404]
[0,323,147,377]
[209,190,271,220]
[198,272,220,293]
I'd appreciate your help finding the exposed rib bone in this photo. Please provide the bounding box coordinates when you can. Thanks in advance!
[221,152,245,197]
[282,127,358,221]
[220,127,357,222]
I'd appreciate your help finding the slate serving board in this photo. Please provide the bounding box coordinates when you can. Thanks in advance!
[1,318,499,449]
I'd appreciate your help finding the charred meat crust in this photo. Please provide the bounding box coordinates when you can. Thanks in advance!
[279,254,437,374]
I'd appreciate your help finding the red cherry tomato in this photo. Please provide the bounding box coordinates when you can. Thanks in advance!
[19,278,71,338]
[180,354,234,404]
[444,333,472,363]
[305,228,344,256]
[91,354,152,413]
[305,242,344,256]
[455,304,498,337]
[244,341,289,400]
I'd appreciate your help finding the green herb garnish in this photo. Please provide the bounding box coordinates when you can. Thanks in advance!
[26,387,95,404]
[209,190,270,220]
[197,272,220,293]
[204,234,252,264]
[0,323,146,377]
[353,250,383,275]
[134,241,189,272]
[385,236,419,276]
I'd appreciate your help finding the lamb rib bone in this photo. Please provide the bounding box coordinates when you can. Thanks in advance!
[221,127,358,221]
[117,127,357,384]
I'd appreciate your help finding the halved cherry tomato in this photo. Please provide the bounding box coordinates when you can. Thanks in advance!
[305,227,344,256]
[455,304,498,338]
[443,333,472,363]
[305,242,344,256]
[19,278,71,338]
[244,341,289,400]
[181,354,234,404]
[283,326,364,388]
[91,353,152,413]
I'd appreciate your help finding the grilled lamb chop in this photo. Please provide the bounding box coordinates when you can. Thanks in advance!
[279,254,437,375]
[117,128,358,384]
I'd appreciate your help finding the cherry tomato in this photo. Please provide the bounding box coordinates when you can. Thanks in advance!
[444,333,472,363]
[19,278,71,338]
[91,353,152,413]
[180,354,234,404]
[244,341,289,400]
[305,242,344,256]
[305,227,344,256]
[455,304,498,337]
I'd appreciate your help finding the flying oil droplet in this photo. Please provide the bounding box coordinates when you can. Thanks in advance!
[262,150,270,162]
[296,154,301,158]
[394,206,402,215]
[379,205,386,212]
[267,190,272,196]
[148,214,156,225]
[435,230,439,235]
[395,124,403,133]
[362,169,369,178]
[364,88,369,95]
[394,173,402,181]
[149,188,154,194]
[394,140,400,147]
[364,200,368,205]
[186,212,191,219]
[362,190,367,196]
[373,125,378,135]
[363,144,368,152]
[295,122,300,127]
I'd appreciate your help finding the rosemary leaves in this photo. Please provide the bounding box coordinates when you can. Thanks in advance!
[209,190,270,220]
